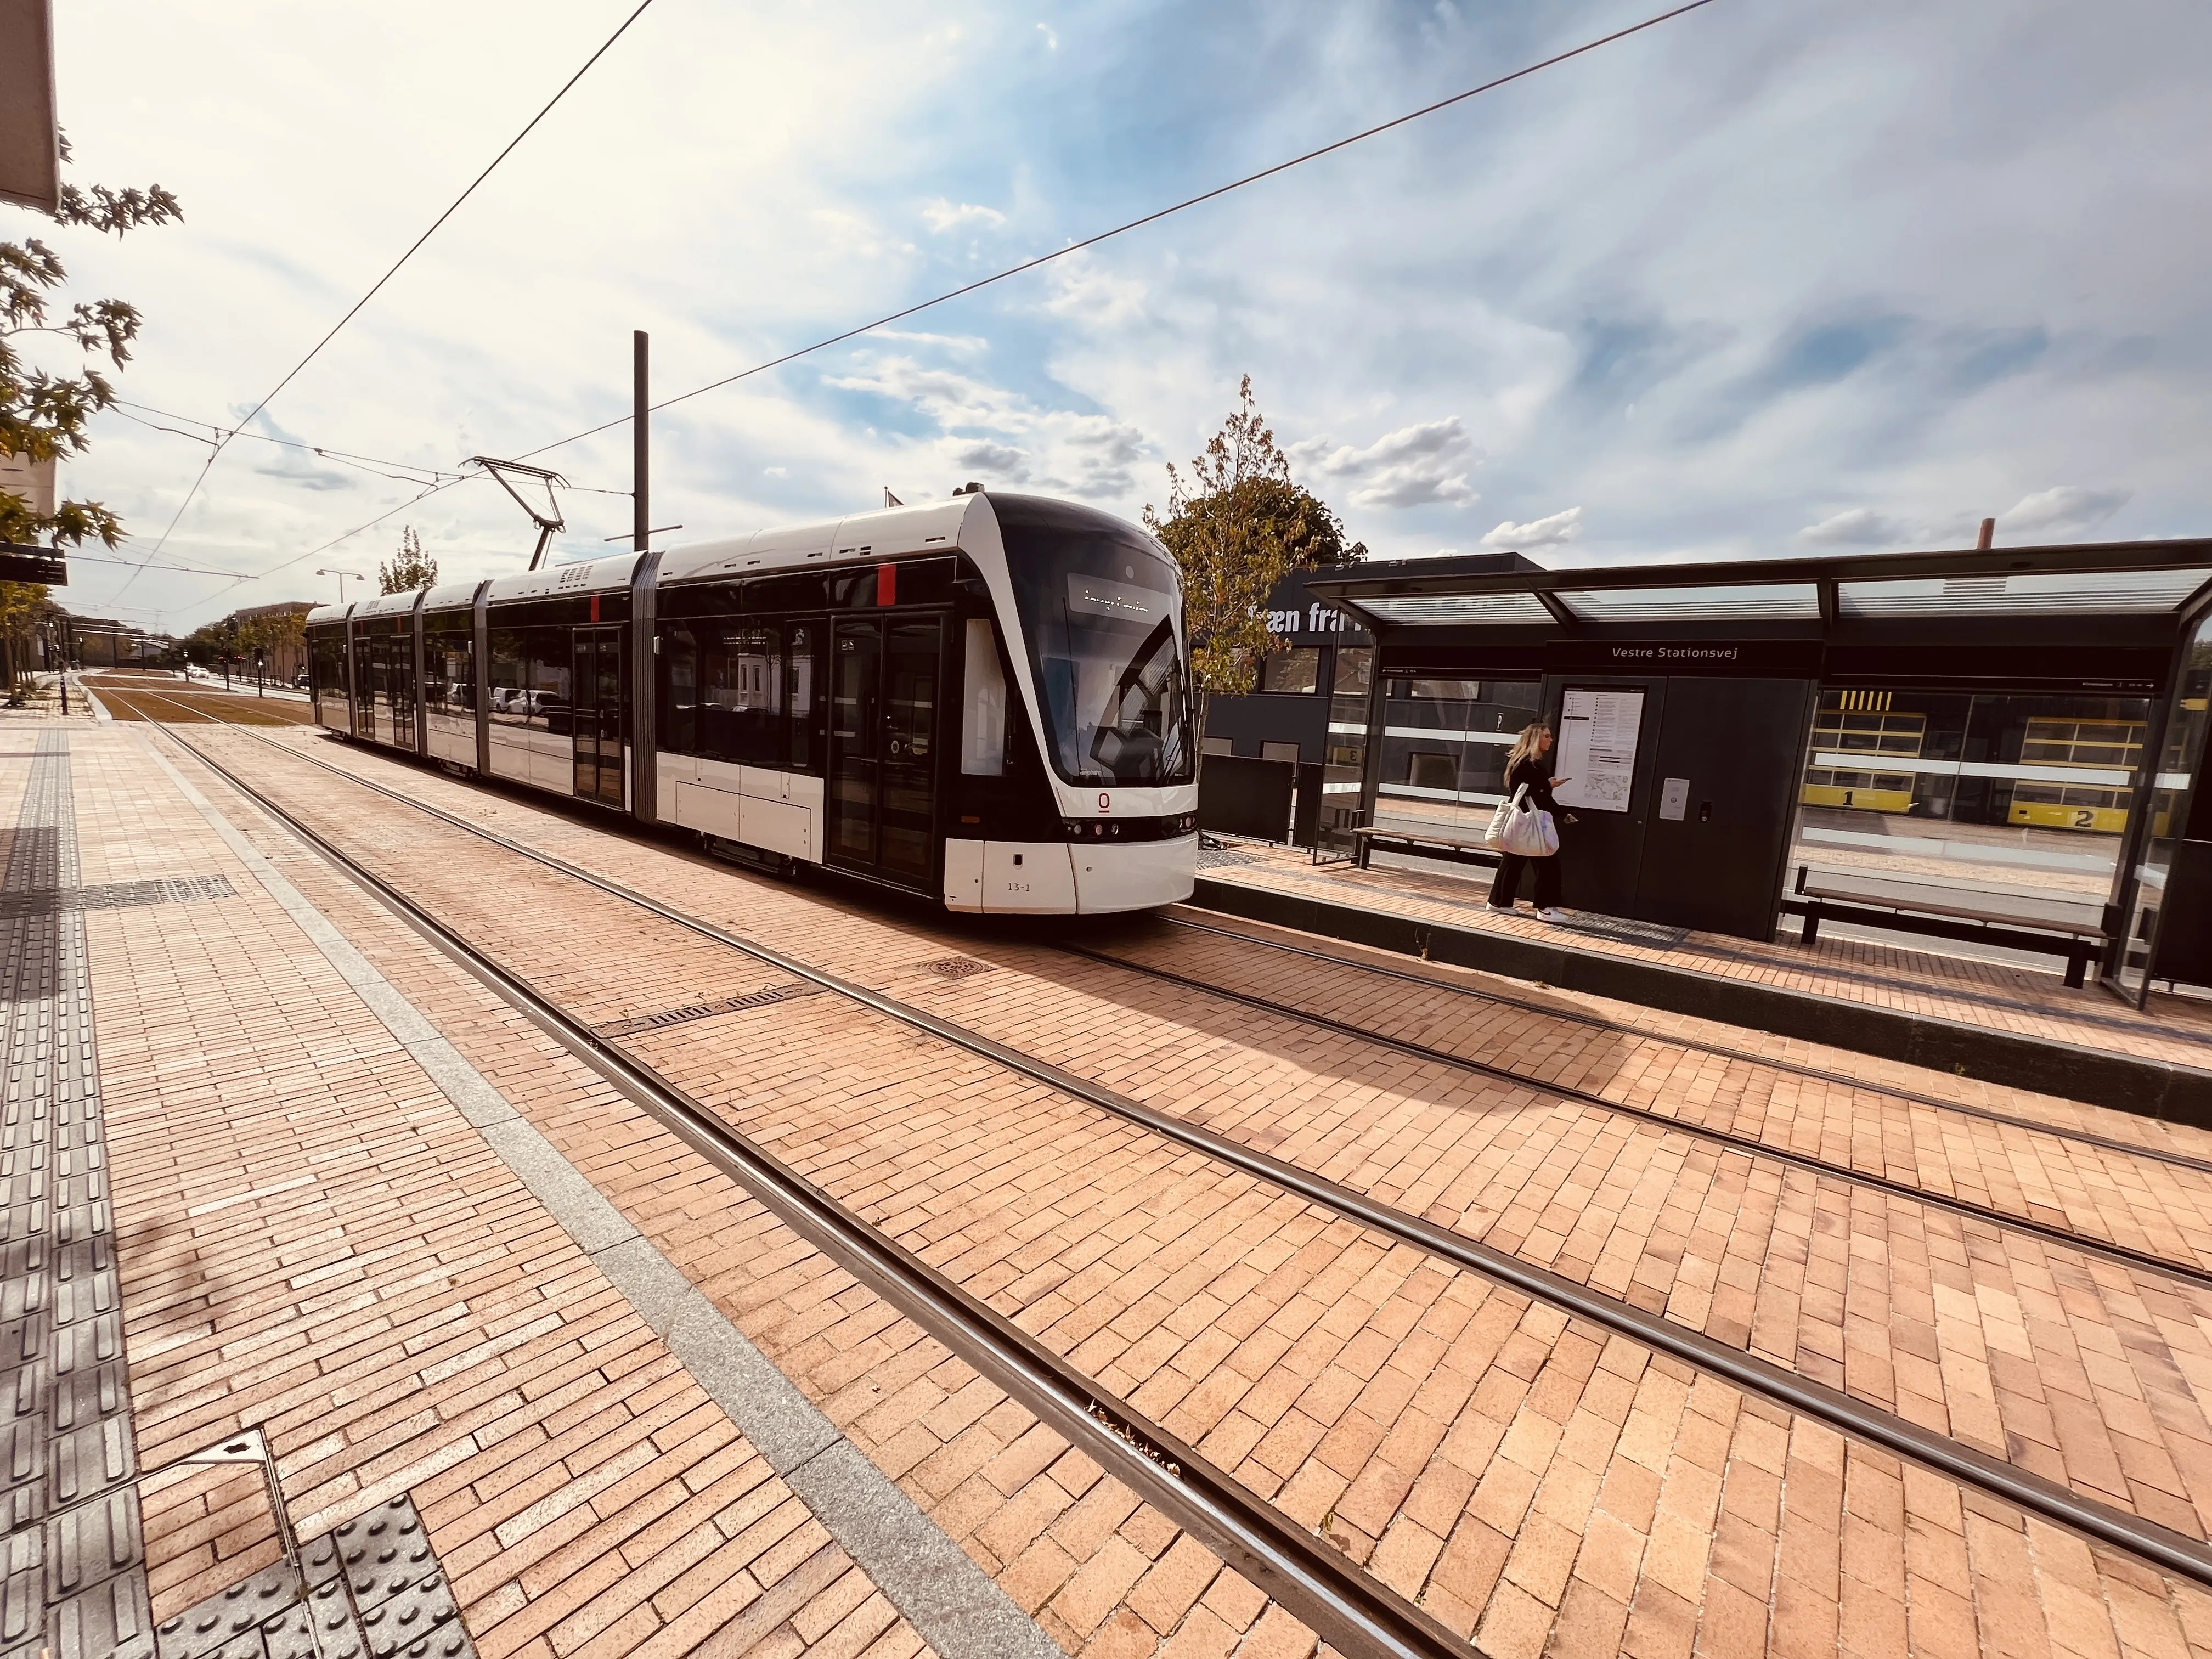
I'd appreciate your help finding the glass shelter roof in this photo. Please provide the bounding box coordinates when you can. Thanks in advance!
[1307,538,2212,634]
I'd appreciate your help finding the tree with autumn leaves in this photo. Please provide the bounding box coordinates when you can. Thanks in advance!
[1,136,181,687]
[1144,376,1363,713]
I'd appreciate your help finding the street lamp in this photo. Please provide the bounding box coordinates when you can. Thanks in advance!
[316,568,367,604]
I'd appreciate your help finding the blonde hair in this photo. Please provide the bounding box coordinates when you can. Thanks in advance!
[1505,722,1552,772]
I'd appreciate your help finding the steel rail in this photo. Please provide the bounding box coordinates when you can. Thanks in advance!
[1059,944,2212,1294]
[146,694,2212,1286]
[145,719,1477,1659]
[151,713,2212,1592]
[1155,914,2212,1177]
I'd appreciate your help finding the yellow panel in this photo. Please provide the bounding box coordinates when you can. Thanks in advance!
[2007,802,2130,834]
[1801,785,1915,812]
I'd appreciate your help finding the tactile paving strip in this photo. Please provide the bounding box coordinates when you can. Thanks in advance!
[155,1495,472,1659]
[0,731,154,1659]
[0,873,236,920]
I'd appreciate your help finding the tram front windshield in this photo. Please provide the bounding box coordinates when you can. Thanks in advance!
[997,496,1194,788]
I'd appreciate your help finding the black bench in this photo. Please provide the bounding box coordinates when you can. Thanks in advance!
[1351,825,1503,873]
[1782,866,2111,988]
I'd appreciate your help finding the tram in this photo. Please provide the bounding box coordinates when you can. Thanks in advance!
[306,490,1199,913]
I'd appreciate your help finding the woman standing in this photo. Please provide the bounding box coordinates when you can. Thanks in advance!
[1489,721,1571,921]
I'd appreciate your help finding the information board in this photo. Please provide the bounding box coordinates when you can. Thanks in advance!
[1555,687,1645,814]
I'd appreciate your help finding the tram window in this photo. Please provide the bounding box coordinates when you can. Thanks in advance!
[701,624,783,766]
[748,572,828,613]
[525,627,572,733]
[787,625,820,772]
[661,626,699,753]
[961,618,1008,777]
[310,630,346,698]
[998,498,1194,787]
[423,622,471,712]
[488,629,527,725]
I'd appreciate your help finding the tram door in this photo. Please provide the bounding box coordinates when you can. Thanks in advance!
[388,633,417,751]
[352,637,375,738]
[571,627,625,805]
[828,616,942,888]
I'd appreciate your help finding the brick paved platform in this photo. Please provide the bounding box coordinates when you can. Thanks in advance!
[1189,842,2212,1122]
[169,720,2212,1656]
[0,716,1019,1659]
[23,699,2212,1658]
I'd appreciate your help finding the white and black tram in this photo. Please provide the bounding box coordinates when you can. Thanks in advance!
[306,490,1199,913]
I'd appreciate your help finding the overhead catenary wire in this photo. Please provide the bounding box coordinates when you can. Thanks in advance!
[111,400,461,486]
[117,0,662,588]
[190,471,481,606]
[71,551,258,579]
[518,0,1720,461]
[119,0,1716,614]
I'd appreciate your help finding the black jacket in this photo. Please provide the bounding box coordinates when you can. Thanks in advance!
[1507,755,1558,814]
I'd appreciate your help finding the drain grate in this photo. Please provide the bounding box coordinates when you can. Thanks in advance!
[1550,913,1689,950]
[595,981,822,1039]
[921,957,991,979]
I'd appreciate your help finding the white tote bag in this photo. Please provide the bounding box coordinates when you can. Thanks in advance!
[1485,783,1559,858]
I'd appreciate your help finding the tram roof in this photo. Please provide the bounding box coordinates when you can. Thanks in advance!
[656,496,978,586]
[1305,537,2212,634]
[482,550,641,606]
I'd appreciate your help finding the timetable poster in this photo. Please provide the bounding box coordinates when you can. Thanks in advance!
[1554,687,1644,813]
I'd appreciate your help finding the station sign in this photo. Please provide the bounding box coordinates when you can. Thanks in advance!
[1544,637,1825,675]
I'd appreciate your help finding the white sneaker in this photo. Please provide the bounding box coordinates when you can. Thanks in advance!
[1536,908,1566,923]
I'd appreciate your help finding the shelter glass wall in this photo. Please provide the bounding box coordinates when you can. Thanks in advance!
[1369,678,1542,836]
[2114,616,2212,997]
[1313,646,1374,856]
[1790,687,2151,931]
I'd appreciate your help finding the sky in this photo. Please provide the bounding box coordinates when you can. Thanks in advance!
[23,0,2212,633]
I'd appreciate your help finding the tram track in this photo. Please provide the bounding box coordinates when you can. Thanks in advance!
[1056,941,2212,1293]
[128,698,2212,1597]
[137,716,1471,1659]
[1149,913,2212,1178]
[160,697,2212,1294]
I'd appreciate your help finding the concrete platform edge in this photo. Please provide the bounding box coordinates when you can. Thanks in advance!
[1190,874,2212,1127]
[138,731,1061,1659]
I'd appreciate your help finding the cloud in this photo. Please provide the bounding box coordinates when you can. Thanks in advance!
[1997,485,2131,538]
[1036,22,1058,49]
[865,328,988,355]
[244,414,353,492]
[921,199,1005,234]
[833,354,1149,499]
[1061,416,1146,467]
[1482,507,1583,549]
[953,441,1028,479]
[826,357,1026,427]
[1797,507,1909,545]
[1290,418,1479,510]
[59,1,2212,628]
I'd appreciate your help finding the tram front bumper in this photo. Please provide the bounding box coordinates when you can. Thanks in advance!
[1070,833,1198,914]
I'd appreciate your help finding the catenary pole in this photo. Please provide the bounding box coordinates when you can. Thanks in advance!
[633,331,650,553]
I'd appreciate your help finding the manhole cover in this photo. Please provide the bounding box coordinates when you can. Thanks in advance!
[923,957,991,979]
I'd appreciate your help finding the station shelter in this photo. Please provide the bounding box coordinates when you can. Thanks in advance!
[1205,538,2211,1005]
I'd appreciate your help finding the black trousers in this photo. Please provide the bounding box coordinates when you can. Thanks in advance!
[1489,850,1561,910]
